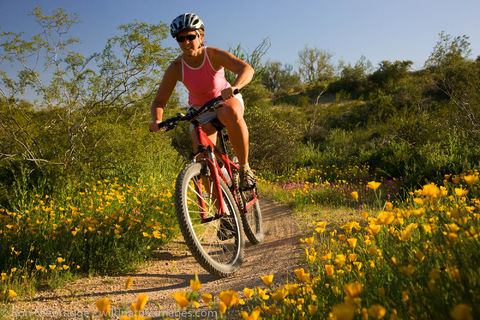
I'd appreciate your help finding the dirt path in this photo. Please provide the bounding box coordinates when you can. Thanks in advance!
[13,198,303,319]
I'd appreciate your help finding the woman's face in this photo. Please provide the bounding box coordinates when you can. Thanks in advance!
[176,30,203,56]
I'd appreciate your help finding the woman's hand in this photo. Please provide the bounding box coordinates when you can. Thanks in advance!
[221,86,237,101]
[149,121,160,132]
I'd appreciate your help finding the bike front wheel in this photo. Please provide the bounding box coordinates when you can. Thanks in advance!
[175,162,244,277]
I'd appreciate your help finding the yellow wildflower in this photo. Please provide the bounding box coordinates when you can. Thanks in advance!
[347,238,357,249]
[133,294,148,312]
[375,211,395,225]
[243,287,254,299]
[369,223,382,234]
[334,254,346,267]
[350,191,359,200]
[463,175,479,185]
[96,298,110,317]
[400,229,412,241]
[325,264,335,276]
[261,274,274,287]
[173,292,189,308]
[421,183,442,199]
[256,287,270,300]
[367,181,381,190]
[219,301,227,315]
[412,208,426,217]
[343,282,363,297]
[190,273,202,291]
[294,268,310,282]
[444,223,460,234]
[348,253,359,262]
[202,293,212,306]
[368,304,387,319]
[455,188,469,197]
[241,309,261,320]
[315,221,327,233]
[413,197,424,205]
[285,283,300,295]
[331,303,355,320]
[342,221,361,234]
[8,290,17,300]
[450,303,473,320]
[271,287,288,302]
[304,236,314,245]
[125,276,133,289]
[219,290,239,307]
[308,304,318,316]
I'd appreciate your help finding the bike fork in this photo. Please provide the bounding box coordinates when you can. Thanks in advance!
[205,146,227,218]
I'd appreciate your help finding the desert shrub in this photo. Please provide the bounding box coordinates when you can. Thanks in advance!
[245,103,302,173]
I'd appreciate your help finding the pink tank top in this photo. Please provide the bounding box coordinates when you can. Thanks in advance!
[182,48,231,106]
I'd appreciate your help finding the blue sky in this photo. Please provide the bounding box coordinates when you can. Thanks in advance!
[1,0,480,72]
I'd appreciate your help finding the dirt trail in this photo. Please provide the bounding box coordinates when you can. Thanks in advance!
[13,198,303,318]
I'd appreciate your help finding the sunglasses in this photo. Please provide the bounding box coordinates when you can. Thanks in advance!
[176,34,197,42]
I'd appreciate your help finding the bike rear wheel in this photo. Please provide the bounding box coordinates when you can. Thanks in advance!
[241,189,264,244]
[175,162,244,277]
[231,156,264,245]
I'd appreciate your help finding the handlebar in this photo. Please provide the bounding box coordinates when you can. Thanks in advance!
[156,89,239,132]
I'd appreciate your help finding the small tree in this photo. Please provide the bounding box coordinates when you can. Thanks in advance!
[225,38,270,85]
[0,7,177,170]
[261,61,301,93]
[298,45,335,85]
[425,31,479,131]
[368,60,413,90]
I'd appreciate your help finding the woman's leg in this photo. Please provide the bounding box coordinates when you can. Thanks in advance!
[190,123,217,153]
[216,98,249,166]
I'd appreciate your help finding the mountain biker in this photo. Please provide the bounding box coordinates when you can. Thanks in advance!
[149,13,256,190]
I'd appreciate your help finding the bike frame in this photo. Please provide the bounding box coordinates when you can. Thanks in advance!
[191,117,257,223]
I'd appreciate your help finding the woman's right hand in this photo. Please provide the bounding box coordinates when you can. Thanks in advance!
[149,121,160,132]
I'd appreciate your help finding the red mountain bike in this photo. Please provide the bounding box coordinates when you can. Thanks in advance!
[156,91,263,277]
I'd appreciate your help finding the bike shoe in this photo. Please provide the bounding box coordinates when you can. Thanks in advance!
[217,217,236,240]
[240,167,257,191]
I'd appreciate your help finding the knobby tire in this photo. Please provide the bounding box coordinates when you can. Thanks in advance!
[241,190,264,245]
[175,162,244,277]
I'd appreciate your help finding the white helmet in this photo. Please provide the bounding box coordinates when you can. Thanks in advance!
[170,13,205,38]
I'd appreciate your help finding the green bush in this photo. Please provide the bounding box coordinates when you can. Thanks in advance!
[245,103,302,173]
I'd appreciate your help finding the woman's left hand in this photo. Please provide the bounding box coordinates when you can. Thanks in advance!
[221,86,237,101]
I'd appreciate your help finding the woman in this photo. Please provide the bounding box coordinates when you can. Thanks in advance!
[149,13,256,190]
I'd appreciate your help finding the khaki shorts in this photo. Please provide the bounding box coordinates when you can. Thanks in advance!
[188,93,244,132]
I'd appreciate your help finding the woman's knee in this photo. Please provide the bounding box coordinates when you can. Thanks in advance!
[218,100,244,125]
